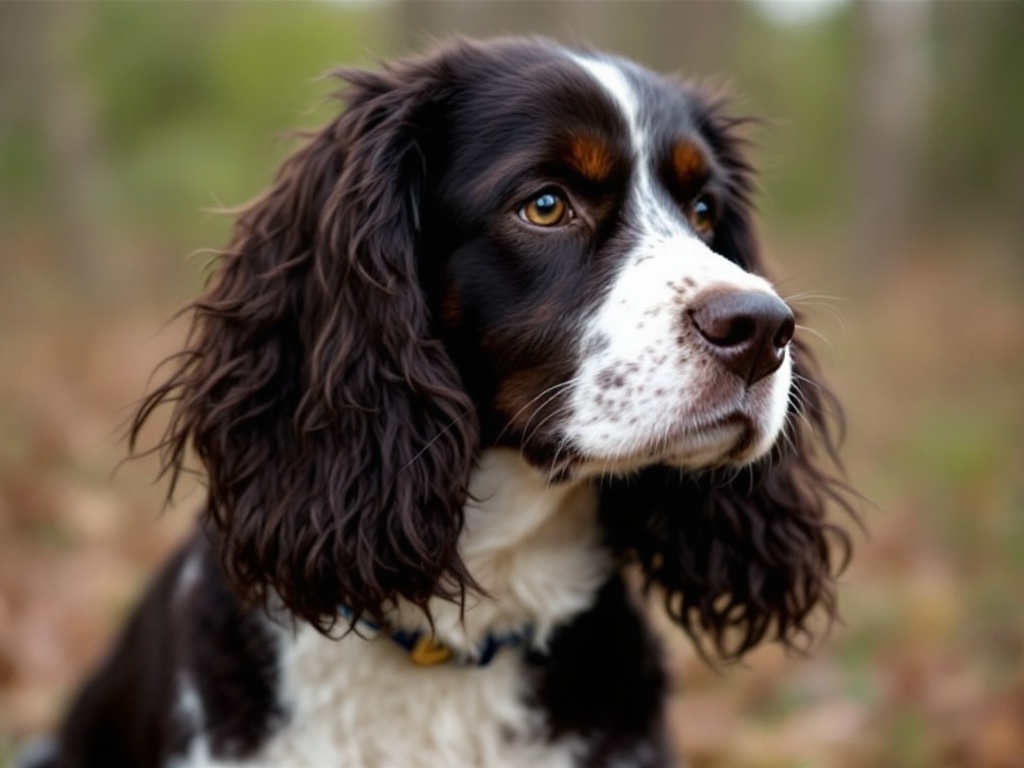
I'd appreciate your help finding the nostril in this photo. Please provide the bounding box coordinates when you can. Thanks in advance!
[690,307,757,348]
[720,315,756,347]
[773,313,796,350]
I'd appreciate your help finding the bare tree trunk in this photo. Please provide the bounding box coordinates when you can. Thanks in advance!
[402,0,612,50]
[617,0,738,75]
[850,0,931,271]
[399,0,735,74]
[41,4,110,301]
[0,4,110,300]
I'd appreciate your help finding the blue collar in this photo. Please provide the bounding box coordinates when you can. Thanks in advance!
[339,608,530,667]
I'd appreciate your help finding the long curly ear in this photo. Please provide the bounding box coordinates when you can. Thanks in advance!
[131,56,478,631]
[600,344,852,660]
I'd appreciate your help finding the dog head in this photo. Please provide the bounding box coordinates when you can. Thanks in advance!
[134,38,850,658]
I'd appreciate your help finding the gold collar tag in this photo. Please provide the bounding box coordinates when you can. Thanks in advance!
[409,634,454,666]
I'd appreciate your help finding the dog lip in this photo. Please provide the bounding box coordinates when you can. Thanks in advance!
[656,412,757,468]
[661,410,748,445]
[560,410,756,477]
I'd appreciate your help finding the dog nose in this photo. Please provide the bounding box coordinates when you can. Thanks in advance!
[689,290,795,385]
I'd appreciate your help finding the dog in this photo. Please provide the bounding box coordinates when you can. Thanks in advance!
[31,37,851,768]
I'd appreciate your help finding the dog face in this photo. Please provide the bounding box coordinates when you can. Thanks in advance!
[421,42,793,478]
[135,38,848,651]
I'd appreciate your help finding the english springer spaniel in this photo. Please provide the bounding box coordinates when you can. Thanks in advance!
[33,37,851,768]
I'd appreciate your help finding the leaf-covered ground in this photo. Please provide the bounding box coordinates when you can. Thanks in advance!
[1,235,1022,767]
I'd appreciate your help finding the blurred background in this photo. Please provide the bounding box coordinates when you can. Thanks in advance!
[1,1,1022,766]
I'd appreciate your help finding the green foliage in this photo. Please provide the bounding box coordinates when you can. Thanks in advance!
[927,2,1024,222]
[733,3,857,230]
[3,1,1022,248]
[889,708,931,767]
[0,112,49,215]
[74,3,395,239]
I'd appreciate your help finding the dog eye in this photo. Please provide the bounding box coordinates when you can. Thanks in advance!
[520,191,571,227]
[689,195,716,237]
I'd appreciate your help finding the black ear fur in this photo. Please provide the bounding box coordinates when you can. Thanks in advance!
[600,345,852,660]
[131,55,479,630]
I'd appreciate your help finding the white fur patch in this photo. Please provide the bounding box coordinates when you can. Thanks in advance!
[396,449,611,654]
[564,53,793,473]
[175,549,203,605]
[169,674,213,768]
[173,450,605,768]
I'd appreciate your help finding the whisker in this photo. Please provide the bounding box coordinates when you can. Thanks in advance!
[778,411,799,456]
[518,383,579,444]
[784,291,847,305]
[547,436,574,486]
[522,402,574,448]
[785,295,848,323]
[786,389,814,434]
[400,407,475,473]
[784,292,850,334]
[791,371,825,393]
[794,324,831,348]
[495,377,579,445]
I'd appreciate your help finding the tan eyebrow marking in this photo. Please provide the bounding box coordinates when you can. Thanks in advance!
[671,140,710,196]
[567,134,616,182]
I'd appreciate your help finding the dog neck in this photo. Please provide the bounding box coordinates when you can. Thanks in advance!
[390,448,612,657]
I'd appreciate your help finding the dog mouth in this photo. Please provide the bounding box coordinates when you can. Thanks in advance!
[515,361,792,481]
[537,410,760,481]
[659,412,757,467]
[617,411,755,469]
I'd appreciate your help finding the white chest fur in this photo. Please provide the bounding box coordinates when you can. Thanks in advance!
[175,450,610,768]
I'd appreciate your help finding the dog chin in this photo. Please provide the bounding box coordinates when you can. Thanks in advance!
[663,427,773,470]
[552,410,784,480]
[665,406,791,470]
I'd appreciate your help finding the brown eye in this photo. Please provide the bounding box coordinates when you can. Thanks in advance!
[520,191,570,227]
[689,195,716,237]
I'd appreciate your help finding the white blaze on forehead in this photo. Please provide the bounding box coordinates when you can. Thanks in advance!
[567,53,677,239]
[568,54,643,151]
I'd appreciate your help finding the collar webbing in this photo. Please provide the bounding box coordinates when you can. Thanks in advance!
[338,607,530,667]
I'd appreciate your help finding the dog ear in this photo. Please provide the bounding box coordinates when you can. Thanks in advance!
[131,55,479,631]
[600,343,852,660]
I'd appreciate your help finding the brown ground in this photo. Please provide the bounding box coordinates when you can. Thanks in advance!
[1,231,1022,767]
